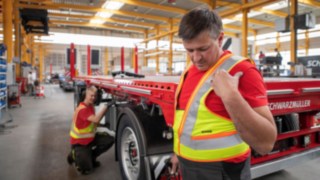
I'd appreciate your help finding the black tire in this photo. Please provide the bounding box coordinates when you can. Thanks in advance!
[116,109,148,180]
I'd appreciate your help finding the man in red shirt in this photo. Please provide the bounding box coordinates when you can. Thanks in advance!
[67,86,114,174]
[170,7,276,180]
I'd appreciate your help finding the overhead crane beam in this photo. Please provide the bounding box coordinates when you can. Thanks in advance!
[49,13,155,28]
[256,8,287,18]
[139,0,275,44]
[224,24,256,34]
[114,0,188,14]
[299,0,320,7]
[18,2,169,22]
[139,28,178,44]
[194,0,286,18]
[219,0,277,18]
[49,20,145,33]
[232,17,274,28]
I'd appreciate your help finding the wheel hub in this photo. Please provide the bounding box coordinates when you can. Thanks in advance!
[121,127,141,179]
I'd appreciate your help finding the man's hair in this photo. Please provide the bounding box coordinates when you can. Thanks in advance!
[86,86,97,95]
[178,7,223,40]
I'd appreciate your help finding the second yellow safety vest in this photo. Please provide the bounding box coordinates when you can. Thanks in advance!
[70,103,95,139]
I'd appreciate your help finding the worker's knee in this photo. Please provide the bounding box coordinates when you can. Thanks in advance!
[101,136,115,151]
[73,147,93,174]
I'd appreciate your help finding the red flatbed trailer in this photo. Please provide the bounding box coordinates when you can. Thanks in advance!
[73,75,320,179]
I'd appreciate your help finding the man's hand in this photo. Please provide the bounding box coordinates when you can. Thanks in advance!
[106,99,116,109]
[210,70,243,98]
[169,154,179,175]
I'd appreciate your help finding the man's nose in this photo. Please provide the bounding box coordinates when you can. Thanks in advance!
[192,51,201,62]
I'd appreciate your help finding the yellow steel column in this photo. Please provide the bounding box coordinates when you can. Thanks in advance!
[276,32,281,50]
[143,30,148,66]
[31,35,36,67]
[104,47,109,75]
[131,47,135,70]
[21,30,28,64]
[305,30,309,56]
[14,0,21,77]
[168,18,173,75]
[241,0,248,57]
[155,25,160,73]
[26,35,31,64]
[3,0,13,62]
[211,0,217,9]
[39,44,44,82]
[253,31,257,56]
[290,0,298,69]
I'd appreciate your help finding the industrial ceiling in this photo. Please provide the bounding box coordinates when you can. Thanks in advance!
[3,0,320,39]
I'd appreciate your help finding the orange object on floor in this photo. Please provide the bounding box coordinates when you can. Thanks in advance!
[35,85,45,98]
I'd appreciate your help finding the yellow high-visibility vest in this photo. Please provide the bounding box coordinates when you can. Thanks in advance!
[173,54,253,162]
[70,103,95,139]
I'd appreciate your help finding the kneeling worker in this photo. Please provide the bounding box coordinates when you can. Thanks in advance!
[67,86,114,174]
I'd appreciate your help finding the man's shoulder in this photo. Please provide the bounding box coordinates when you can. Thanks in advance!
[228,58,260,78]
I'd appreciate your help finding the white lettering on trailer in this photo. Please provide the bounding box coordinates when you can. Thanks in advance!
[307,60,320,67]
[269,100,311,110]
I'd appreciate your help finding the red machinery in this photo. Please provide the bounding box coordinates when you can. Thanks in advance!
[16,77,28,94]
[73,75,320,179]
[8,84,22,108]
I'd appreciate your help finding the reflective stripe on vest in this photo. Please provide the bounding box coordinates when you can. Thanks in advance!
[173,54,253,162]
[70,104,95,139]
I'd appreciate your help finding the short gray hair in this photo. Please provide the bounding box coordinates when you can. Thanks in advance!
[178,7,223,40]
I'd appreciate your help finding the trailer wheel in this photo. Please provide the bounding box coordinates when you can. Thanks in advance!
[117,113,147,180]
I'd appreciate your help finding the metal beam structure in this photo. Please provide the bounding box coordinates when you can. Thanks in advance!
[232,17,275,28]
[49,13,155,28]
[299,0,320,7]
[242,0,248,57]
[224,24,255,34]
[49,20,145,33]
[139,0,274,44]
[290,0,298,67]
[18,2,169,22]
[14,0,21,77]
[3,0,13,63]
[219,0,277,18]
[104,48,109,75]
[114,0,187,14]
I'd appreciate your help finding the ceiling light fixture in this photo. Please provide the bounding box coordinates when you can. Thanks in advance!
[134,6,138,12]
[168,0,176,5]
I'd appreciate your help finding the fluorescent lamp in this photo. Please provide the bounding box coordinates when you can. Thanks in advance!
[90,1,124,25]
[263,1,287,10]
[235,11,263,19]
[96,12,112,18]
[103,1,124,10]
[222,19,236,24]
[90,19,105,24]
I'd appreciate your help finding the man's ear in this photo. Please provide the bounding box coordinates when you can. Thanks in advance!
[218,32,224,47]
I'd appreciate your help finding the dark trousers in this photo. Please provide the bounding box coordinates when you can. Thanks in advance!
[28,84,34,96]
[178,156,251,180]
[71,132,114,172]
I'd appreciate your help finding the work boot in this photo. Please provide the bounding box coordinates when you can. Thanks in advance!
[67,153,74,165]
[75,165,93,175]
[93,160,101,168]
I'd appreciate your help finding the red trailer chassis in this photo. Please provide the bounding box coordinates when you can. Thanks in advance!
[73,75,320,179]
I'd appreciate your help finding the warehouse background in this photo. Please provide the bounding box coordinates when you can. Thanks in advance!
[1,0,320,80]
[1,1,320,180]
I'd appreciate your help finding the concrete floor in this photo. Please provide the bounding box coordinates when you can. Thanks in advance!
[0,84,319,180]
